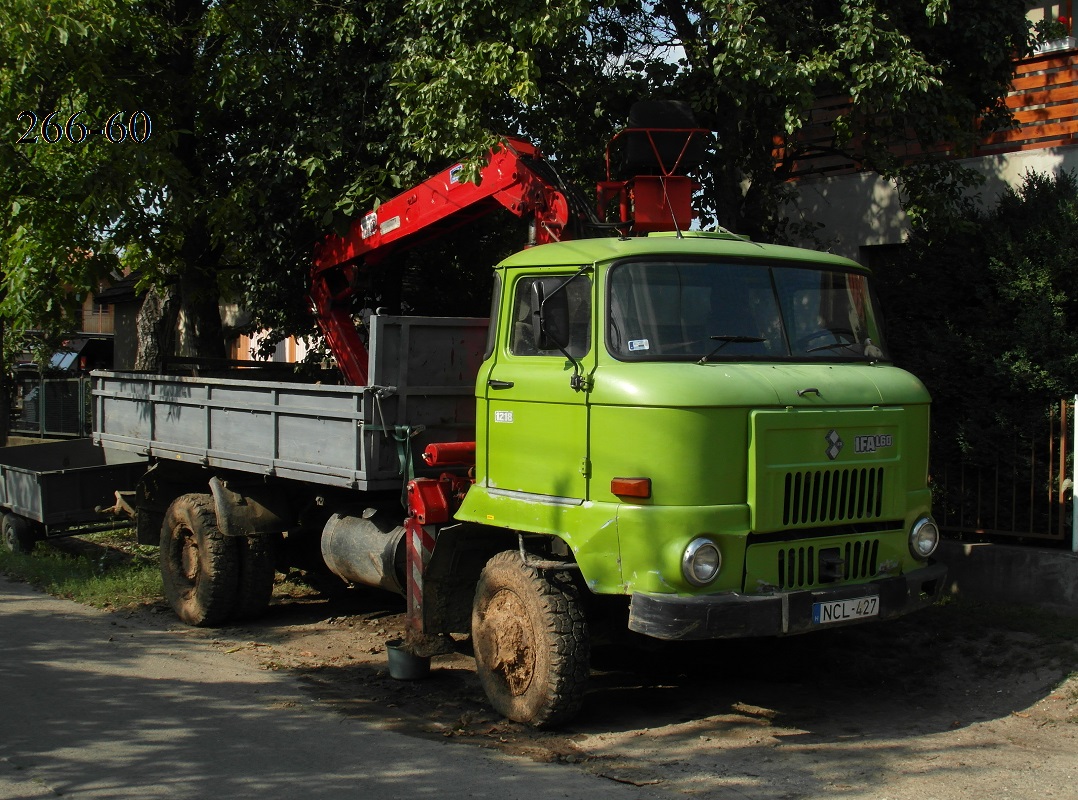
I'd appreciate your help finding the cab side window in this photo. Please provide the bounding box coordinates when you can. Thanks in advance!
[509,275,592,358]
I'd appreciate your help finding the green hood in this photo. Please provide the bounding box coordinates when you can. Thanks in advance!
[589,361,930,409]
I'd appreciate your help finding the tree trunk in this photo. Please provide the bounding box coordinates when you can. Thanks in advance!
[176,264,225,359]
[158,0,226,363]
[0,317,9,447]
[134,285,179,371]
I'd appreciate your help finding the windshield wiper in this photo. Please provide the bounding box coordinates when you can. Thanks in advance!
[806,341,857,353]
[697,335,766,364]
[805,340,886,365]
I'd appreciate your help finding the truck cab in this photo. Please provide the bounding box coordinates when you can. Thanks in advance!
[460,231,944,641]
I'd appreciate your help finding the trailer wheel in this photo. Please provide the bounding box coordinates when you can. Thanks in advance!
[233,534,278,621]
[160,494,238,627]
[2,514,39,555]
[471,550,589,727]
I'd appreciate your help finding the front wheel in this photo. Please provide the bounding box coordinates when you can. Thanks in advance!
[160,493,238,627]
[471,550,589,727]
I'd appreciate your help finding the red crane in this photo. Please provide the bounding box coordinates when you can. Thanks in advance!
[312,118,707,387]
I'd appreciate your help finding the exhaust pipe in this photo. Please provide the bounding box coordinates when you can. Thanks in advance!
[320,510,405,595]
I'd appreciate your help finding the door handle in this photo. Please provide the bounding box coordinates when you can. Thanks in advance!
[488,379,515,390]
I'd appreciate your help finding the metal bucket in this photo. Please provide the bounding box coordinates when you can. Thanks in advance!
[386,639,431,680]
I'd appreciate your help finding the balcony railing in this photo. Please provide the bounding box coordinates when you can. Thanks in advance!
[980,49,1078,154]
[777,47,1078,179]
[79,305,114,335]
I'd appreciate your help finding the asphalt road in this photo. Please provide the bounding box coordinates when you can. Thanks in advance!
[0,576,659,800]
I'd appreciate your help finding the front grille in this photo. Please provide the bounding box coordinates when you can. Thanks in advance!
[783,467,885,526]
[776,539,881,589]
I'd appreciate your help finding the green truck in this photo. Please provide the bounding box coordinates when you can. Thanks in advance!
[456,231,944,724]
[90,110,945,728]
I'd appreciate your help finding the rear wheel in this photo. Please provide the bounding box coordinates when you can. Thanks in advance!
[472,550,589,727]
[2,514,39,555]
[160,494,238,627]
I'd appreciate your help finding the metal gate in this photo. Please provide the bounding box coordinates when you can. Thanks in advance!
[932,398,1074,544]
[9,374,93,439]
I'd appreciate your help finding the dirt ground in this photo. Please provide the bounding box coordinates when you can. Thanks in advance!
[109,568,1078,800]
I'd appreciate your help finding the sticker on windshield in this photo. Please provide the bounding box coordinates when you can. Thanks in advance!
[628,339,651,352]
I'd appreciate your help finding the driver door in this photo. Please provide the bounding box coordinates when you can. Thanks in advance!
[482,272,593,501]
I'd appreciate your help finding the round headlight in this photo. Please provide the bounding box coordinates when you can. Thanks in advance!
[909,517,940,560]
[682,537,722,586]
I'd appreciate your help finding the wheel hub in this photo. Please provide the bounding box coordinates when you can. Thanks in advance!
[179,528,200,583]
[485,589,535,696]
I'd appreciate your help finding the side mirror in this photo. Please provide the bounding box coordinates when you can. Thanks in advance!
[530,278,571,351]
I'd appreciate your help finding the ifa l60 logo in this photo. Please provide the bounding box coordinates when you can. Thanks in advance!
[854,434,894,454]
[825,430,894,460]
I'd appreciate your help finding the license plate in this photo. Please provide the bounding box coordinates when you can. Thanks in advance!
[812,595,879,625]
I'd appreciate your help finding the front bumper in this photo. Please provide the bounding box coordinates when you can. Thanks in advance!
[628,562,947,640]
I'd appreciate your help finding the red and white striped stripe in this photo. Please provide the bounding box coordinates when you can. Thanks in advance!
[405,517,436,633]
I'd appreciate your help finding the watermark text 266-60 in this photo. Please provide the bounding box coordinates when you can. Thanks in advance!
[17,111,152,144]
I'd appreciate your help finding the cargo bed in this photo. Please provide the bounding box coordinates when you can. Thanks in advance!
[92,315,488,491]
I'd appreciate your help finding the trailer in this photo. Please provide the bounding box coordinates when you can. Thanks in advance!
[0,438,147,554]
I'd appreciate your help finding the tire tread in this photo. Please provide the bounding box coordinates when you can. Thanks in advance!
[472,550,589,727]
[160,493,238,627]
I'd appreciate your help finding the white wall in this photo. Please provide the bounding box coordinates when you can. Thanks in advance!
[786,145,1078,262]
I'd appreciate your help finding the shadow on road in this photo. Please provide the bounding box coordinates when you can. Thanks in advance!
[5,572,1076,800]
[0,580,620,800]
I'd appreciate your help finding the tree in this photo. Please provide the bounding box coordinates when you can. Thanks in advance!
[878,170,1078,461]
[0,0,1039,369]
[523,0,1034,241]
[0,0,586,365]
[2,0,228,362]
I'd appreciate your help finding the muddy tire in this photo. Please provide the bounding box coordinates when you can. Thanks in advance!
[472,550,590,727]
[2,514,39,555]
[233,534,277,621]
[160,494,238,627]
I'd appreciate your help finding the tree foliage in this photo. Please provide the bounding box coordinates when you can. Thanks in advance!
[0,0,581,362]
[0,0,1038,365]
[547,0,1034,239]
[879,170,1078,460]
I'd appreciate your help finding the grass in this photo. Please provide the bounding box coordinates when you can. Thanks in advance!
[0,530,163,610]
[0,528,321,614]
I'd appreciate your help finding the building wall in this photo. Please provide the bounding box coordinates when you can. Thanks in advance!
[79,295,115,335]
[231,331,315,363]
[112,304,138,371]
[780,4,1078,262]
[788,146,1078,262]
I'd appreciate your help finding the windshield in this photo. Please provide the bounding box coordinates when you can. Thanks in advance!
[607,260,888,362]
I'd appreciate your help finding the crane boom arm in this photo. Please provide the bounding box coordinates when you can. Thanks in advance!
[311,137,573,386]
